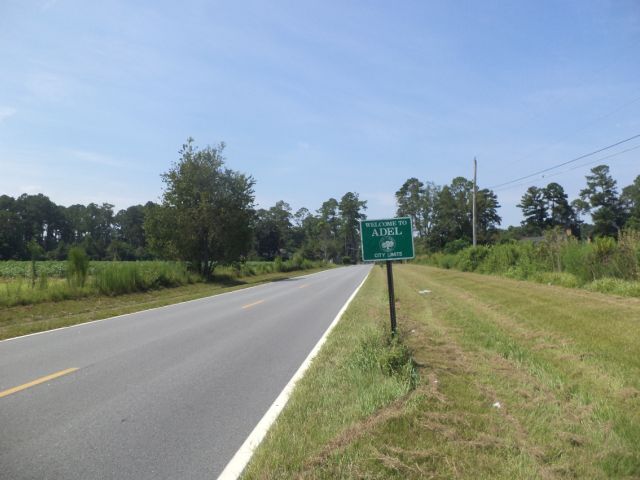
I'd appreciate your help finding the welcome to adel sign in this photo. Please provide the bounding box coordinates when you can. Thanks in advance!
[359,217,415,262]
[359,217,415,334]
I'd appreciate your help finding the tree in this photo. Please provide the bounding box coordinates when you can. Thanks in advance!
[579,165,625,236]
[476,188,501,242]
[315,198,340,261]
[395,178,439,240]
[253,201,293,260]
[0,195,22,259]
[396,178,424,234]
[431,177,500,247]
[622,175,640,230]
[518,182,575,234]
[543,182,575,229]
[518,186,547,234]
[145,138,255,278]
[114,205,147,249]
[338,192,367,262]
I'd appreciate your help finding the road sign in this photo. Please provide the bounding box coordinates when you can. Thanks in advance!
[359,217,415,262]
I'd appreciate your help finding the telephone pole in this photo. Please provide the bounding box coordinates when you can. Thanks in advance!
[472,157,477,247]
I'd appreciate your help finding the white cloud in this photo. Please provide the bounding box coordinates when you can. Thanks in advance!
[0,107,17,123]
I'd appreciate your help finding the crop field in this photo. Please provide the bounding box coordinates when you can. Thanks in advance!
[0,259,326,308]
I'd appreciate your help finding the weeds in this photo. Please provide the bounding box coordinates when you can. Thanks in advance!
[416,229,640,297]
[0,258,330,307]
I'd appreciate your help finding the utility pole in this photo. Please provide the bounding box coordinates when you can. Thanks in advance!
[472,157,477,247]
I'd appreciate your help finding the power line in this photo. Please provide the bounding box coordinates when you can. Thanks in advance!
[506,93,640,168]
[492,143,640,193]
[488,133,640,190]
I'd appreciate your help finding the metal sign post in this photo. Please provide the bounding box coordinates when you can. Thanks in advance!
[385,260,397,333]
[360,217,414,334]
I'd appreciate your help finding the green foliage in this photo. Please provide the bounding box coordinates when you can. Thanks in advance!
[580,165,625,236]
[455,245,489,271]
[273,256,284,272]
[145,138,255,279]
[67,247,90,287]
[416,230,640,296]
[443,238,470,254]
[352,328,417,388]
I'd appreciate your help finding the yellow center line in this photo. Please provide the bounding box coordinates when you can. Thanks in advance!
[241,299,265,309]
[298,284,309,289]
[0,368,79,399]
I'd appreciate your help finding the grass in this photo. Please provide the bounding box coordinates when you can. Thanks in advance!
[416,230,640,298]
[0,267,330,341]
[0,259,329,307]
[243,264,640,478]
[243,264,418,479]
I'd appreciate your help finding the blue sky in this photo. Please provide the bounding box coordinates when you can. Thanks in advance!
[1,0,639,226]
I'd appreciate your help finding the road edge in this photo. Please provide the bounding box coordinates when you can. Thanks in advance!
[216,265,372,480]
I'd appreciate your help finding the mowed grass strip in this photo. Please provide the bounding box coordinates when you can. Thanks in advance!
[242,265,417,479]
[243,264,640,479]
[0,268,328,341]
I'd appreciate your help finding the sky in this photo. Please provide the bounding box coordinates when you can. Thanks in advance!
[1,0,639,226]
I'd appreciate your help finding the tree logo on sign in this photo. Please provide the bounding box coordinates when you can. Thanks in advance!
[379,236,396,252]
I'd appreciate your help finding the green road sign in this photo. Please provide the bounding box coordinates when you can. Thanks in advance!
[360,217,415,262]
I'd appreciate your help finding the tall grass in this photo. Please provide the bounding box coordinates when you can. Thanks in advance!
[416,229,640,297]
[0,258,330,306]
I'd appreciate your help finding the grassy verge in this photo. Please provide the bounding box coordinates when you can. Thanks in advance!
[244,264,640,479]
[0,268,328,341]
[416,230,640,298]
[243,264,417,478]
[0,259,328,307]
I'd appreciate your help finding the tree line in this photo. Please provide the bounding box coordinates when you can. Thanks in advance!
[517,165,640,238]
[0,139,368,276]
[395,176,501,251]
[2,137,638,266]
[395,164,640,252]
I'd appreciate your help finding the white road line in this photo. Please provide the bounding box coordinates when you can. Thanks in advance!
[217,267,371,480]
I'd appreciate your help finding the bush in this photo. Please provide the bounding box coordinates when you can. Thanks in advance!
[351,326,417,390]
[94,263,144,296]
[585,278,640,297]
[455,246,489,272]
[67,247,90,287]
[443,239,470,254]
[416,230,640,297]
[273,256,284,272]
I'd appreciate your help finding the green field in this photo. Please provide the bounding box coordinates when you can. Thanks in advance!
[0,265,330,341]
[245,264,640,479]
[0,259,326,307]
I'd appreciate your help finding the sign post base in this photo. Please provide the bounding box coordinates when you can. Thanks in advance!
[386,260,397,335]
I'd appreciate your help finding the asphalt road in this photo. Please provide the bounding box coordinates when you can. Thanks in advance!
[0,265,371,480]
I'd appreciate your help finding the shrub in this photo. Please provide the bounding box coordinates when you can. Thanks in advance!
[455,246,489,272]
[561,239,591,283]
[443,239,470,254]
[585,278,640,297]
[273,256,284,272]
[67,247,90,287]
[94,263,144,295]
